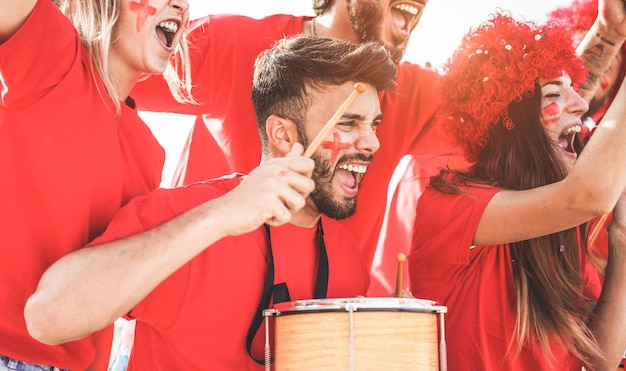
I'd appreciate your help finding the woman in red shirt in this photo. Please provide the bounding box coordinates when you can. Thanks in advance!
[0,0,193,369]
[409,3,626,370]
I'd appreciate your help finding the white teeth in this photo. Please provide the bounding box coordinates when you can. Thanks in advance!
[561,125,581,153]
[338,164,367,174]
[393,3,419,15]
[562,125,581,136]
[158,21,178,34]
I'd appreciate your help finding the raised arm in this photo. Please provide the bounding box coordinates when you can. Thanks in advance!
[576,0,626,102]
[24,145,315,345]
[475,75,626,246]
[0,0,36,44]
[585,189,626,371]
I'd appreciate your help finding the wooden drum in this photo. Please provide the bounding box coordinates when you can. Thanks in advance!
[263,297,447,371]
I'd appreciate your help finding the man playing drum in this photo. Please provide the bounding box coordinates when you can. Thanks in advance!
[23,36,397,370]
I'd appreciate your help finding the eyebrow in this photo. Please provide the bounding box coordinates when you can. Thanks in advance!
[541,80,567,88]
[342,112,384,122]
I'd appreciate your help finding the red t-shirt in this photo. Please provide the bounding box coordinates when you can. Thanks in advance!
[132,15,454,297]
[0,1,163,369]
[346,66,457,296]
[87,175,370,369]
[341,62,453,288]
[408,184,601,370]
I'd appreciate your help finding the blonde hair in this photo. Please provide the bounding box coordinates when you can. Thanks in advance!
[55,0,194,114]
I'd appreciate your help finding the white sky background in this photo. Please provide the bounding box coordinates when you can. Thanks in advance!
[147,0,575,185]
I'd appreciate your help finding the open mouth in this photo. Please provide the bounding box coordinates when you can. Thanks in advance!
[391,1,422,35]
[558,125,581,154]
[336,163,368,191]
[156,21,179,48]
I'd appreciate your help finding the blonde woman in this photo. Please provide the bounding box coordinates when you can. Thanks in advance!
[0,0,192,369]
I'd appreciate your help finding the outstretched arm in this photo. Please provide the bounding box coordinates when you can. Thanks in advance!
[475,74,626,246]
[575,0,626,102]
[0,0,36,44]
[585,190,626,371]
[588,225,626,370]
[24,144,315,345]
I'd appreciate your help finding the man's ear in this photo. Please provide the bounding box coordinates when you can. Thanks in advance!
[266,115,299,155]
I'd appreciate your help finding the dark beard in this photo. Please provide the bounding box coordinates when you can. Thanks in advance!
[347,1,383,45]
[309,153,356,220]
[308,152,373,220]
[346,0,404,63]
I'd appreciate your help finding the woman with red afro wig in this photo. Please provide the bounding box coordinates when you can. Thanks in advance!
[408,1,626,370]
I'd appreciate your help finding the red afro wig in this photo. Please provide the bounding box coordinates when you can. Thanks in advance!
[548,0,598,34]
[441,11,587,163]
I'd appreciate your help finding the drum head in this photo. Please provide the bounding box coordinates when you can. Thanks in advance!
[271,297,447,316]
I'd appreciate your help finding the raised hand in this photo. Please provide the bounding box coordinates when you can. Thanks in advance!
[214,143,315,237]
[599,0,626,38]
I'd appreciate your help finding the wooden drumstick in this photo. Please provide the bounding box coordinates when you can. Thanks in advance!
[395,253,406,298]
[303,82,367,158]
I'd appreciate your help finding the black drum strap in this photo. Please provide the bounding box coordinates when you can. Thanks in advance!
[313,222,328,299]
[246,221,328,365]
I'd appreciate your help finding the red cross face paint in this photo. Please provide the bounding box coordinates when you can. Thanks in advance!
[321,132,351,163]
[541,102,561,126]
[129,0,156,33]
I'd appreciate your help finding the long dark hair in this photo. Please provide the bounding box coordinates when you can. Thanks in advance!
[431,84,599,364]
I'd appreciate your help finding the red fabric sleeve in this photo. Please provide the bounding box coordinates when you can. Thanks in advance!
[411,185,499,270]
[87,177,241,327]
[0,0,79,109]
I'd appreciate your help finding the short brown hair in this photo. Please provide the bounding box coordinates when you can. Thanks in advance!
[252,36,397,154]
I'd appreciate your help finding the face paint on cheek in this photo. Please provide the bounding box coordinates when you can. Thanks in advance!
[129,0,157,33]
[600,76,610,91]
[321,132,350,163]
[541,102,561,126]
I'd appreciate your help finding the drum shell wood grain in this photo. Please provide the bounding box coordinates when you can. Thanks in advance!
[273,309,439,370]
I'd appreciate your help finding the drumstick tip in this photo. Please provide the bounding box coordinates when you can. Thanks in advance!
[354,82,366,94]
[396,253,406,263]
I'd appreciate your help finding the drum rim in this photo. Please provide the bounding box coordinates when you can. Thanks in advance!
[265,297,447,316]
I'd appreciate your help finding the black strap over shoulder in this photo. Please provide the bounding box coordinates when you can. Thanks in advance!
[313,223,328,299]
[246,221,328,365]
[246,224,275,365]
